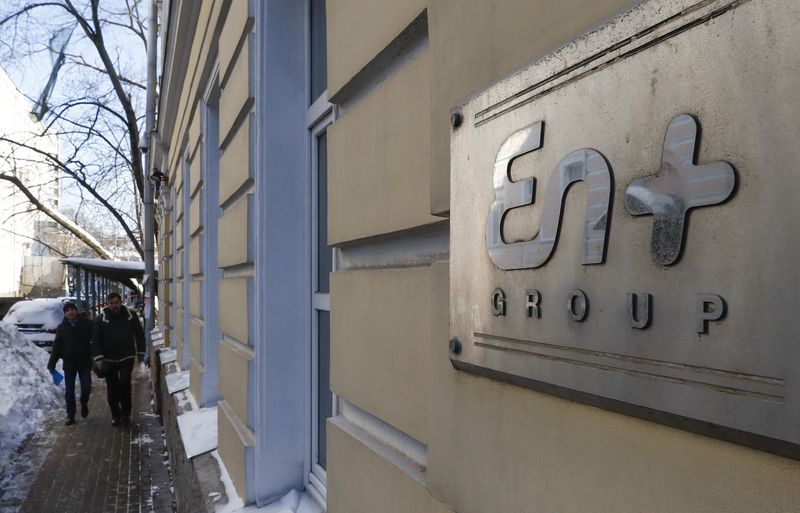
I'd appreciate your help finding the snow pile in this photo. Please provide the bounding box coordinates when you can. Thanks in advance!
[3,300,63,330]
[218,488,322,513]
[257,489,323,513]
[166,369,190,393]
[177,406,218,458]
[0,321,61,476]
[211,449,322,513]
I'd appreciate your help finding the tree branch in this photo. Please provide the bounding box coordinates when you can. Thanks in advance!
[71,0,144,198]
[0,226,67,257]
[65,53,145,90]
[0,2,68,27]
[0,173,113,259]
[0,136,144,257]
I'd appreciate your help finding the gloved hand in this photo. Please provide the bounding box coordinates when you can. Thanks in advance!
[50,369,63,385]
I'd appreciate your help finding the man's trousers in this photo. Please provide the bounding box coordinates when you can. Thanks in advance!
[104,359,134,420]
[64,368,92,420]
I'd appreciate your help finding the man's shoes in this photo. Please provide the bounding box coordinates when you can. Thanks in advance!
[80,404,89,418]
[65,418,76,426]
[111,416,121,426]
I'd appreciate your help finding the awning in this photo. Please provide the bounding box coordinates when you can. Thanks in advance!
[60,257,157,289]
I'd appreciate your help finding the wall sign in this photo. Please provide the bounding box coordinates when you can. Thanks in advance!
[449,0,800,459]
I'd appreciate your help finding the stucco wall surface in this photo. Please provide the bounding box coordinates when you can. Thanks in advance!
[428,0,637,215]
[435,0,800,512]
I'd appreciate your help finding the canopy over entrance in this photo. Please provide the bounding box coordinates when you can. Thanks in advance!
[61,257,157,317]
[60,257,156,284]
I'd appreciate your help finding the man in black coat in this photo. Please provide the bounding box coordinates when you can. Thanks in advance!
[93,292,145,426]
[47,302,93,425]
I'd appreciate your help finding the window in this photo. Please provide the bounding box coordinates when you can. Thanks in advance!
[310,117,334,483]
[181,155,191,369]
[170,184,177,348]
[200,70,222,405]
[310,0,327,103]
[307,0,335,499]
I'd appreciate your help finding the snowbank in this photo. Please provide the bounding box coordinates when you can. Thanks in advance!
[0,321,61,477]
[210,450,322,513]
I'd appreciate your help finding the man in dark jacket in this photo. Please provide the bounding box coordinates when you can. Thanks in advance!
[93,292,145,426]
[47,302,93,425]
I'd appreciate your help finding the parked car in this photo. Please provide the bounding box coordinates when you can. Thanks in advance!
[2,298,88,351]
[52,297,91,315]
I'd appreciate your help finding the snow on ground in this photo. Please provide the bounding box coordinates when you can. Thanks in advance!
[131,434,155,446]
[0,321,61,478]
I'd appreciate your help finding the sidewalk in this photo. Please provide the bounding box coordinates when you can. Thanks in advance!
[0,364,175,513]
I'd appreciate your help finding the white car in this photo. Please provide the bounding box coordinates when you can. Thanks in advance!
[2,299,89,351]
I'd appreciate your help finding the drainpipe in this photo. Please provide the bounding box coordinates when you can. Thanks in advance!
[143,0,158,350]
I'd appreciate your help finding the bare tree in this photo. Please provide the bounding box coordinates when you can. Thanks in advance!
[0,172,114,258]
[0,0,148,259]
[0,226,68,257]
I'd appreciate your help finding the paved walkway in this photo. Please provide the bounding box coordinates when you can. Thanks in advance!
[0,364,175,513]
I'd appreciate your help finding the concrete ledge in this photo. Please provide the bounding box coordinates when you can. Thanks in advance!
[159,353,230,513]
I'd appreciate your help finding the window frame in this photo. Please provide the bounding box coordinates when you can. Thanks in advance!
[306,0,337,501]
[181,153,192,369]
[199,64,222,406]
[170,182,178,349]
[308,106,337,500]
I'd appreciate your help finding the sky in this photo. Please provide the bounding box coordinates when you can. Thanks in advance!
[0,0,149,244]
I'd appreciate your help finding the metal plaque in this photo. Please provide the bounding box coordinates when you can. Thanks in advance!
[449,0,800,458]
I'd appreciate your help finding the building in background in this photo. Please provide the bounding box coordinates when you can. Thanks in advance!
[154,1,800,512]
[0,67,62,298]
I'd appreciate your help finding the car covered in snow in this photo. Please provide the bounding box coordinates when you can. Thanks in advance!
[1,298,89,350]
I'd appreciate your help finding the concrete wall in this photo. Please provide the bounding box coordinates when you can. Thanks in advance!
[159,360,227,513]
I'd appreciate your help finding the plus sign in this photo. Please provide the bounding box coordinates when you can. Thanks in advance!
[624,114,736,266]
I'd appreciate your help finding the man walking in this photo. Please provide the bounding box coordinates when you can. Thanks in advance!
[47,302,93,425]
[93,292,145,426]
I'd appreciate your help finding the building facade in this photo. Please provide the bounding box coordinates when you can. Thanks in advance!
[0,68,61,297]
[154,0,800,511]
